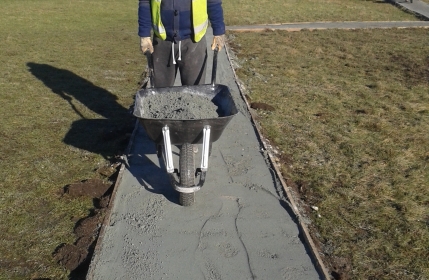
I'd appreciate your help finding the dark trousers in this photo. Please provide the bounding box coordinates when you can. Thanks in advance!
[152,36,207,87]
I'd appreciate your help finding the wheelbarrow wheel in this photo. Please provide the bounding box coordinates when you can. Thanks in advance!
[179,143,195,206]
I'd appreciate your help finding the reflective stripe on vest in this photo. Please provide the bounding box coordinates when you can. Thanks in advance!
[191,0,208,42]
[150,0,166,40]
[150,0,208,42]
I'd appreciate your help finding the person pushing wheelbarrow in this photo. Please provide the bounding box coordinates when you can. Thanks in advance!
[138,0,226,87]
[135,0,236,207]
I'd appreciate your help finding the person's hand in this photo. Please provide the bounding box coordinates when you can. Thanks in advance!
[140,37,154,54]
[211,35,225,51]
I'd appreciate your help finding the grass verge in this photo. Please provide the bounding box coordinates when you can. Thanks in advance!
[222,0,418,25]
[0,0,141,278]
[229,28,429,279]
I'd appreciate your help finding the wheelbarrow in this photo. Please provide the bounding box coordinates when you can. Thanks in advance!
[133,49,238,206]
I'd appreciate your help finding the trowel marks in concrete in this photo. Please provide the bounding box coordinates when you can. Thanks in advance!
[89,124,322,279]
[89,115,322,280]
[142,92,219,119]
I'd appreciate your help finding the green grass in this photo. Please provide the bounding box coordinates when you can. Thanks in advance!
[223,0,418,25]
[229,28,429,279]
[0,0,141,278]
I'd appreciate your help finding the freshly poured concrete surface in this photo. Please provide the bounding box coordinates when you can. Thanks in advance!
[88,31,321,280]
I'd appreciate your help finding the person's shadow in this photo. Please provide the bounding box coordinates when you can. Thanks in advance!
[27,62,143,280]
[28,62,186,278]
[27,62,135,160]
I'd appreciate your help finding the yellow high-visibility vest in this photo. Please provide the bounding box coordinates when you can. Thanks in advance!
[150,0,208,42]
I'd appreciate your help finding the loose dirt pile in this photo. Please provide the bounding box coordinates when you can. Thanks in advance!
[53,161,120,277]
[142,92,219,119]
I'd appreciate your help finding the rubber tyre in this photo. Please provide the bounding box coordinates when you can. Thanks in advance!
[179,143,195,206]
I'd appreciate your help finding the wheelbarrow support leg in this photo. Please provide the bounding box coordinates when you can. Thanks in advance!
[201,125,211,172]
[162,126,174,173]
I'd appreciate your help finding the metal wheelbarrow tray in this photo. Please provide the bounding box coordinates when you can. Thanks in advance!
[133,83,237,145]
[133,50,238,206]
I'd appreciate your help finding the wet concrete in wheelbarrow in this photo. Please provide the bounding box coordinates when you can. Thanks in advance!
[142,92,219,119]
[88,31,322,280]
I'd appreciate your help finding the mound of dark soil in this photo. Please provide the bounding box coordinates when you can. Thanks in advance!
[64,179,111,199]
[54,174,118,278]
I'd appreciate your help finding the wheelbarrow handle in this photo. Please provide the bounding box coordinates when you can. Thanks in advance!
[144,51,155,88]
[211,47,219,87]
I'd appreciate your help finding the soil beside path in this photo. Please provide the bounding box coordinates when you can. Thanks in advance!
[87,30,323,279]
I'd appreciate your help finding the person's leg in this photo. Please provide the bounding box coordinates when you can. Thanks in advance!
[177,36,207,86]
[152,37,177,87]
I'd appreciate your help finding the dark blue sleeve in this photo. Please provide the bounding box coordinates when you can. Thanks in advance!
[138,0,152,37]
[207,1,225,36]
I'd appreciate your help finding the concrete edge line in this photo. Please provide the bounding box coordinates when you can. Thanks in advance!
[86,118,140,279]
[230,20,429,25]
[226,22,429,32]
[227,26,429,32]
[224,45,332,280]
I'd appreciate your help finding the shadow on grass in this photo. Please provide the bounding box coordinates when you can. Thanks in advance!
[26,62,134,160]
[27,63,135,279]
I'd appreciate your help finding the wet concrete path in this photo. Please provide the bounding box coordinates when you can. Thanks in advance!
[88,30,324,279]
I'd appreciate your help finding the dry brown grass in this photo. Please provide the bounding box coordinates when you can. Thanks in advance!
[222,0,418,25]
[0,0,140,278]
[229,28,429,279]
